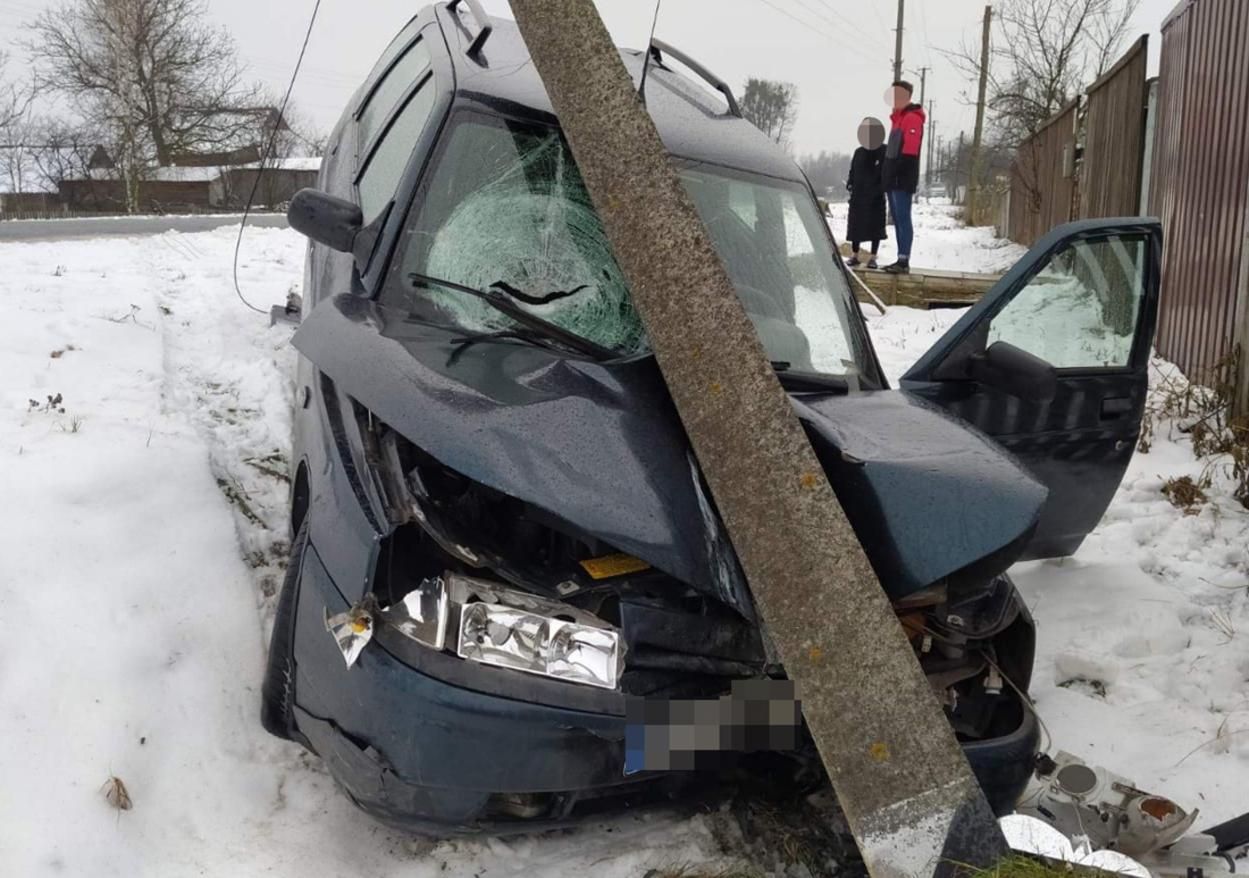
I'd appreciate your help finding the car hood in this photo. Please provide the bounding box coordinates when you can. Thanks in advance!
[295,296,1046,611]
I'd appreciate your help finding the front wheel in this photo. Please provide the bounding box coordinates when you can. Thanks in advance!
[260,520,307,740]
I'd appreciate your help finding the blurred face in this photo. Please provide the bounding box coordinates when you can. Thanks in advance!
[885,85,912,110]
[858,118,885,149]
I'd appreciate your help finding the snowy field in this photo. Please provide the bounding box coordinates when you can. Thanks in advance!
[1,219,1245,876]
[826,198,1027,274]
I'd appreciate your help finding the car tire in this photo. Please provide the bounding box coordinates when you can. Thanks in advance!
[261,519,307,741]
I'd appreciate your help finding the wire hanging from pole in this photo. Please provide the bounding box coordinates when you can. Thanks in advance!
[231,0,323,315]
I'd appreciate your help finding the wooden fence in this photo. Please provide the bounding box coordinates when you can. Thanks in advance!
[1007,99,1079,247]
[1003,38,1152,245]
[1081,36,1150,220]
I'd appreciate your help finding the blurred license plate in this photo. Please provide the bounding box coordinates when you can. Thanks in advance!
[624,679,800,774]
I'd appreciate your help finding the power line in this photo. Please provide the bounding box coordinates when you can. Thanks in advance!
[799,0,878,44]
[232,0,322,317]
[756,0,882,66]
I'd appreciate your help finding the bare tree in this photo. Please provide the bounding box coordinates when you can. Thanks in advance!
[740,78,799,147]
[26,0,262,180]
[947,0,1140,145]
[28,117,103,191]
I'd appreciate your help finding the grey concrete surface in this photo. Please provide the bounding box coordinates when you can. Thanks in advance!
[0,213,288,243]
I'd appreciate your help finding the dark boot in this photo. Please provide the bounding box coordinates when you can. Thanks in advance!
[883,259,910,274]
[846,255,862,267]
[867,257,879,270]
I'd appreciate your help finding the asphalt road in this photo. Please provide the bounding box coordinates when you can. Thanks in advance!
[0,213,288,242]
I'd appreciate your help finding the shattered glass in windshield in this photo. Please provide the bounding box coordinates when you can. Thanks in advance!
[385,114,866,380]
[389,118,645,353]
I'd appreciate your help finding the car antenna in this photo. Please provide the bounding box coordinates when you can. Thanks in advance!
[637,0,664,106]
[231,0,322,323]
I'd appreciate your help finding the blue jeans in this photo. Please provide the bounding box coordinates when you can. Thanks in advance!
[888,190,914,260]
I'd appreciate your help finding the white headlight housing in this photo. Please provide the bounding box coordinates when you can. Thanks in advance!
[451,576,622,690]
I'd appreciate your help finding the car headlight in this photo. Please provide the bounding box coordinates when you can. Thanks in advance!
[451,575,622,690]
[327,573,623,690]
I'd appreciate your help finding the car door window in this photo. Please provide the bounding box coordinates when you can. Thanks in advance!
[987,234,1148,369]
[358,38,432,157]
[357,78,436,222]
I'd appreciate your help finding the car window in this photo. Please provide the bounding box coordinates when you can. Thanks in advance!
[362,19,420,91]
[357,77,437,223]
[358,38,432,158]
[987,234,1148,369]
[382,114,869,379]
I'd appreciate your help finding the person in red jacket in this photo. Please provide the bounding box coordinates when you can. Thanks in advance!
[881,81,926,274]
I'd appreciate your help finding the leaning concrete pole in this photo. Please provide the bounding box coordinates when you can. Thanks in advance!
[504,3,1009,875]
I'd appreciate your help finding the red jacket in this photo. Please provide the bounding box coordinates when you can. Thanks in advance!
[883,103,926,193]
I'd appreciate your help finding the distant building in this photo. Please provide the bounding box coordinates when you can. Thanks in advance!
[55,156,320,213]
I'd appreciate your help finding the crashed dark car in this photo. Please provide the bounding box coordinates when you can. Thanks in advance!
[262,0,1162,834]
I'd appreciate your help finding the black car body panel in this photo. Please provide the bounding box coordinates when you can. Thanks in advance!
[266,2,1163,836]
[294,294,1046,603]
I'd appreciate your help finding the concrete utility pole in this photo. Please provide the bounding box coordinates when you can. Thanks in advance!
[926,100,936,192]
[968,4,993,222]
[913,66,930,106]
[504,2,1010,876]
[893,0,906,82]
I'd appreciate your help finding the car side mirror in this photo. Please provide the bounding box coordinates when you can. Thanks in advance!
[288,188,362,254]
[967,341,1058,403]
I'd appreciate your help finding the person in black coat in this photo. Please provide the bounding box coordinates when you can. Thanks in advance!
[845,117,887,269]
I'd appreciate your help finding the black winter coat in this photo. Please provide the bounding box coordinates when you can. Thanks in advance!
[846,146,887,243]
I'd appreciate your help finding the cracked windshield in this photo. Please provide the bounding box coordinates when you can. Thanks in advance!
[386,115,864,377]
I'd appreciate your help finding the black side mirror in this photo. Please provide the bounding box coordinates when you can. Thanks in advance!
[288,189,362,254]
[967,341,1058,402]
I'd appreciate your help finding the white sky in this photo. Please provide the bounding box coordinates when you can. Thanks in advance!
[0,0,1179,156]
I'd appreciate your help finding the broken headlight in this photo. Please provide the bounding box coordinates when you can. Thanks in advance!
[327,573,623,690]
[452,576,622,690]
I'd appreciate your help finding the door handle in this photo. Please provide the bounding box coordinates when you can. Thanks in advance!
[1101,397,1132,419]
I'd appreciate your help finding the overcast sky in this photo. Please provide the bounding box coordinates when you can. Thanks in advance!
[1,0,1178,157]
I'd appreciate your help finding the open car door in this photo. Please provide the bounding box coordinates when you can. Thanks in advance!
[902,218,1162,560]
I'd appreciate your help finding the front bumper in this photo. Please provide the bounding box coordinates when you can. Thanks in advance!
[292,540,1040,834]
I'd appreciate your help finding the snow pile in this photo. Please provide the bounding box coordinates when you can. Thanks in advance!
[1,216,1243,876]
[827,199,1026,275]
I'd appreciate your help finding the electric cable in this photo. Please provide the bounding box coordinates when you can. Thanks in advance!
[232,0,323,315]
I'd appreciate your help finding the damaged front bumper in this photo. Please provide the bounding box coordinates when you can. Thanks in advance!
[292,537,1040,833]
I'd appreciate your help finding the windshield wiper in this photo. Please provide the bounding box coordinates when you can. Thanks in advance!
[407,271,615,362]
[771,361,851,394]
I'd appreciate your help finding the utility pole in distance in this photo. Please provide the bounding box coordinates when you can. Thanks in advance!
[505,1,1011,876]
[969,4,993,222]
[893,0,905,81]
[912,66,930,106]
[926,100,936,193]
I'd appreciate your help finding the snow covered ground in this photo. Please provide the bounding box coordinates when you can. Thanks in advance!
[826,198,1027,274]
[0,217,1244,876]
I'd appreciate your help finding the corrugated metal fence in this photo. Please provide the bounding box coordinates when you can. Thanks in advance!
[1008,100,1079,247]
[1081,36,1150,220]
[1148,0,1249,410]
[1005,37,1152,247]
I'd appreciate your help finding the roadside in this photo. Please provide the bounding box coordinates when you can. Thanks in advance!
[0,223,1243,876]
[0,212,288,243]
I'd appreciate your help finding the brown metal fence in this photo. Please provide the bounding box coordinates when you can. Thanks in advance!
[1008,99,1080,247]
[1148,0,1249,410]
[1081,36,1150,219]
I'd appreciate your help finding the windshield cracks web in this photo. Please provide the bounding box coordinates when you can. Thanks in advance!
[390,116,867,382]
[415,125,647,354]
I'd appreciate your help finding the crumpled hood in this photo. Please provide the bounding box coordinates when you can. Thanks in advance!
[295,295,1046,607]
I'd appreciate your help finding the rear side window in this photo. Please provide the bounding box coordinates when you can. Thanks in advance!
[357,81,437,221]
[358,38,432,154]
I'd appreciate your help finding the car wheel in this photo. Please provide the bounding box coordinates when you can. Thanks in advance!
[261,519,307,740]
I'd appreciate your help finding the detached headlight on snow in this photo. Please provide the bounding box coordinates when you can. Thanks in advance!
[451,575,622,690]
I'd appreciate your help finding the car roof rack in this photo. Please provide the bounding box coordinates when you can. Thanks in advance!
[648,39,743,119]
[446,0,493,58]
